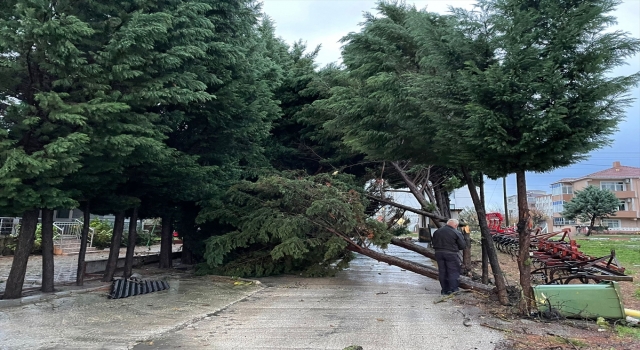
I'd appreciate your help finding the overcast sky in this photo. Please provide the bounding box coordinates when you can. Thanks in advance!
[261,0,640,209]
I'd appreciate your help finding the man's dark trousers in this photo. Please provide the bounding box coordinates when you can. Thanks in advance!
[435,251,461,294]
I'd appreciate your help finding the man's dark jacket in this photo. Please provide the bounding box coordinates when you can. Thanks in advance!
[431,225,466,253]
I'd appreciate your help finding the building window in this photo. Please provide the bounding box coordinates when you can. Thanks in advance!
[618,201,628,211]
[601,181,625,192]
[562,185,573,194]
[553,217,576,226]
[55,209,71,219]
[552,201,565,213]
[551,183,561,195]
[601,219,621,228]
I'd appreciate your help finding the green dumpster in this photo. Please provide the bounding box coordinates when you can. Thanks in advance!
[533,281,625,319]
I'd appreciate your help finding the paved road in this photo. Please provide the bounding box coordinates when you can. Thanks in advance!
[136,244,503,350]
[0,244,504,350]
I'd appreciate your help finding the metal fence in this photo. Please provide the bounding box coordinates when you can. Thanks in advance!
[0,217,20,235]
[54,220,95,247]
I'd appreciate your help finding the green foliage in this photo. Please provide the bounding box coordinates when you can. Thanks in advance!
[196,173,395,277]
[5,224,42,254]
[616,325,640,339]
[89,219,114,250]
[460,0,640,177]
[563,186,620,232]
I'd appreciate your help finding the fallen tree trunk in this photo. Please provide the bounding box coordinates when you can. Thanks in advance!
[347,244,494,294]
[390,237,435,260]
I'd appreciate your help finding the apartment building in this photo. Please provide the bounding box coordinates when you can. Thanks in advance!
[506,190,548,218]
[550,161,640,233]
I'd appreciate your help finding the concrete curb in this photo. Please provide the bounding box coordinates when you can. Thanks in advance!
[0,283,110,309]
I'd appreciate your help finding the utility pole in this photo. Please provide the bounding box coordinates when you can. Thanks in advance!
[503,176,510,227]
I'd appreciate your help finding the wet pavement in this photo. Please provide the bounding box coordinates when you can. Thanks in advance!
[0,271,262,349]
[0,244,504,350]
[136,244,503,350]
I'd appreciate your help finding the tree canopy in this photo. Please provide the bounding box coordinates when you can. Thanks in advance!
[1,0,638,307]
[563,185,620,235]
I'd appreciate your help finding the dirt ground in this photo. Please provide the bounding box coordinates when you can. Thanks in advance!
[456,241,640,350]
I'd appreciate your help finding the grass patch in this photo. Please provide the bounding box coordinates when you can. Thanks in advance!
[551,335,587,348]
[575,239,640,274]
[616,325,640,339]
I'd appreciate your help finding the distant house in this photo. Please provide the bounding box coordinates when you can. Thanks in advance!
[550,161,640,233]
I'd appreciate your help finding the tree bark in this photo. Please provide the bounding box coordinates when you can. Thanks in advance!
[347,243,493,294]
[3,209,39,299]
[76,201,90,286]
[479,175,489,284]
[159,214,173,268]
[461,166,509,305]
[390,237,435,259]
[41,209,55,293]
[481,238,489,284]
[102,211,125,282]
[588,215,596,236]
[390,161,444,228]
[181,243,194,265]
[516,170,533,314]
[462,231,472,274]
[364,195,447,224]
[123,207,139,279]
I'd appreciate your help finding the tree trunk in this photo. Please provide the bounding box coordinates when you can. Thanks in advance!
[159,214,173,268]
[391,161,444,228]
[2,209,39,299]
[434,182,452,218]
[76,201,90,286]
[102,211,125,282]
[461,166,509,305]
[365,194,446,222]
[123,207,139,279]
[347,243,493,294]
[587,215,596,236]
[181,243,194,265]
[390,237,435,259]
[516,170,533,314]
[462,231,472,274]
[41,209,55,293]
[479,175,489,284]
[481,238,489,284]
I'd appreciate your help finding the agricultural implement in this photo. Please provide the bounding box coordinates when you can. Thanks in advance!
[486,212,632,284]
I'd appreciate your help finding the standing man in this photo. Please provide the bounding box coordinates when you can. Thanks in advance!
[432,219,466,295]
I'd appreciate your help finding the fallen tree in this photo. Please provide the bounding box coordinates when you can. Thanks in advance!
[348,243,493,293]
[197,173,494,295]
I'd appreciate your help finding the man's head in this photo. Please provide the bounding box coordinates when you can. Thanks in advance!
[446,219,459,229]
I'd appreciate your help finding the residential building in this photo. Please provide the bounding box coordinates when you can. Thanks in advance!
[506,190,547,219]
[550,161,640,233]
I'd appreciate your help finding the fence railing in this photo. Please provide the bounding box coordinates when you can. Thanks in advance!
[0,217,20,236]
[53,220,95,247]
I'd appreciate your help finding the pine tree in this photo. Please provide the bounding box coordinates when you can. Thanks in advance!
[198,173,389,277]
[0,0,110,298]
[563,186,620,235]
[459,0,640,312]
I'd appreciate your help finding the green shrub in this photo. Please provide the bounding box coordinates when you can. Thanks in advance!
[5,224,43,254]
[90,219,113,250]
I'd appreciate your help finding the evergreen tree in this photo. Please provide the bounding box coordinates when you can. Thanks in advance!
[458,0,640,312]
[198,173,390,277]
[0,0,111,298]
[319,2,510,303]
[563,186,620,235]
